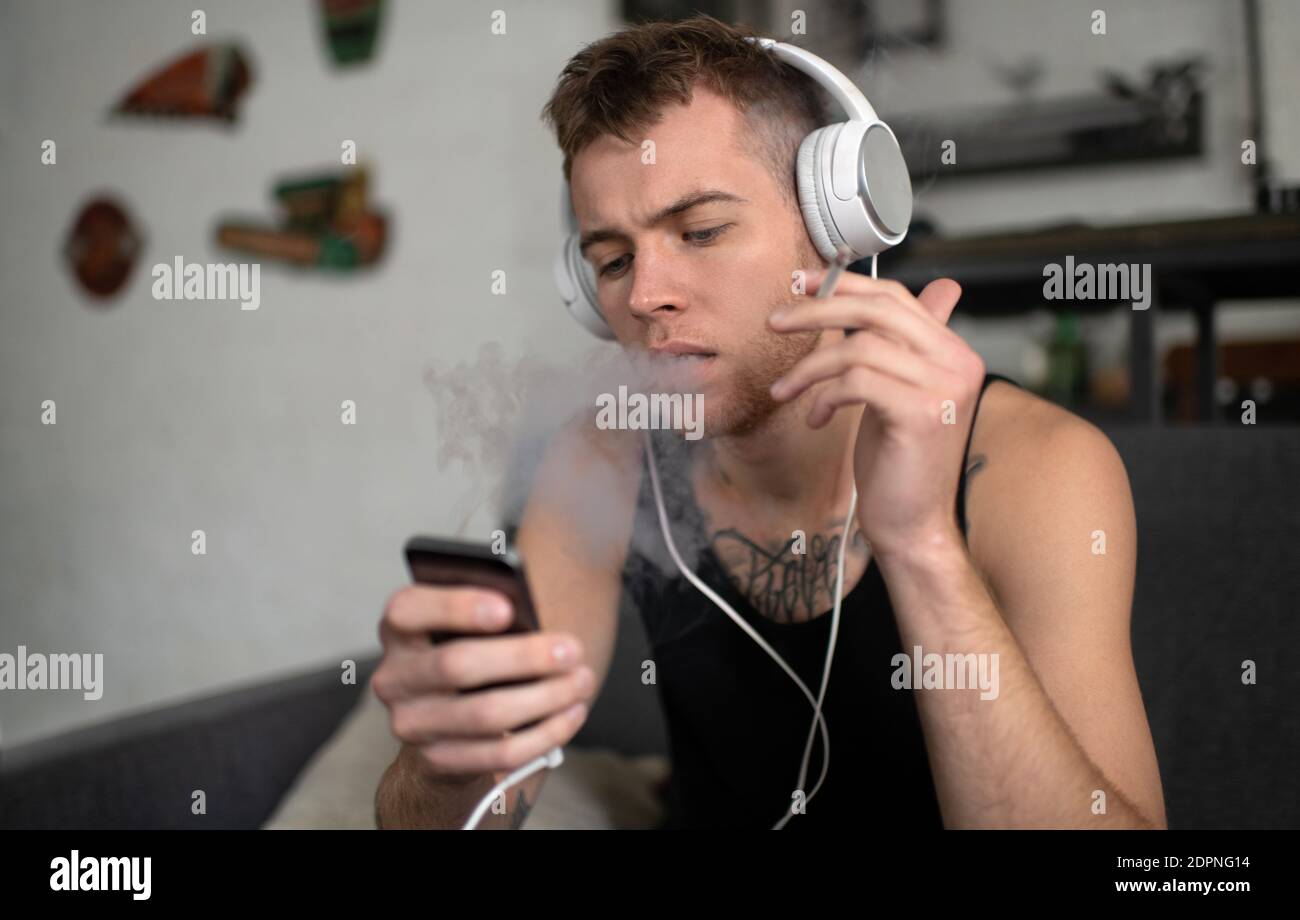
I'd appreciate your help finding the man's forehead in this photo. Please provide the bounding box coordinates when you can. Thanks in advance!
[569,87,758,225]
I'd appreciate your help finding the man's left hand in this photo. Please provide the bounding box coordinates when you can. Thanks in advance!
[767,271,984,560]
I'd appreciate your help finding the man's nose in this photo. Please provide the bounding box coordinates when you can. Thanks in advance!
[625,245,685,322]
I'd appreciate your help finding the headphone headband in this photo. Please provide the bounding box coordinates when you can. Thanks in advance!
[747,37,878,123]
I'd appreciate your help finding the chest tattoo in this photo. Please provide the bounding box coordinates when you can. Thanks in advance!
[709,523,869,624]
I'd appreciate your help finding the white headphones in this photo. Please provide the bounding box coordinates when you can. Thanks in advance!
[553,35,913,339]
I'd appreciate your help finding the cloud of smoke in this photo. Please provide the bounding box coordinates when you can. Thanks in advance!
[418,341,714,587]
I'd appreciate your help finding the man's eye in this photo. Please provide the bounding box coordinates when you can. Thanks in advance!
[597,225,732,278]
[599,255,631,277]
[685,224,732,244]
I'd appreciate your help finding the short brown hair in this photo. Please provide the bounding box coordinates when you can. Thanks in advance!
[540,15,827,207]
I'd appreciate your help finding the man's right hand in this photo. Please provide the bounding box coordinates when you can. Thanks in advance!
[371,585,596,784]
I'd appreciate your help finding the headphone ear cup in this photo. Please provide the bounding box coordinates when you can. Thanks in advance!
[554,232,615,340]
[796,126,849,263]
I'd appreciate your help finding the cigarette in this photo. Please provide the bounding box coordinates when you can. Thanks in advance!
[815,245,858,336]
[816,245,854,300]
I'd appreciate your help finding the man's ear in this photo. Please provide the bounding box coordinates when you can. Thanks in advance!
[917,278,962,325]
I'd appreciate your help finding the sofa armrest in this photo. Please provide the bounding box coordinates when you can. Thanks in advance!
[0,656,378,829]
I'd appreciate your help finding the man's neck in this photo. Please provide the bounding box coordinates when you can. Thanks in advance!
[698,385,861,516]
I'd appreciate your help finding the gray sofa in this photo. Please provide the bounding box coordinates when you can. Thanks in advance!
[2,426,1297,828]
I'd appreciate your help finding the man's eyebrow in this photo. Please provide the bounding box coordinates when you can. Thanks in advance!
[578,189,748,255]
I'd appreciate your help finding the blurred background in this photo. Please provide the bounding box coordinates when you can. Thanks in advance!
[1,0,1296,828]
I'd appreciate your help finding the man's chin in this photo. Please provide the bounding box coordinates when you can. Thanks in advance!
[690,387,784,440]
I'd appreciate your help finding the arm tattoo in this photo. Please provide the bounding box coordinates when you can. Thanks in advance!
[508,788,533,830]
[710,523,868,624]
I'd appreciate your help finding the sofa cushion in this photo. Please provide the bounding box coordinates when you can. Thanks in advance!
[1110,426,1300,828]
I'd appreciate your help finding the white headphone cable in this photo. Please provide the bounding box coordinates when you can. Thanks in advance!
[462,746,564,831]
[776,479,856,829]
[784,251,874,819]
[645,430,857,828]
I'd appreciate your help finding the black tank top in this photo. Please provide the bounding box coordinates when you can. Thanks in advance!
[619,373,1019,829]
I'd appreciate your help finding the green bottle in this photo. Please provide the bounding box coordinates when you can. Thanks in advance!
[1046,312,1088,405]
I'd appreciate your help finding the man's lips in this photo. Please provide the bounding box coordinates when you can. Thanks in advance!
[647,341,717,358]
[639,342,719,384]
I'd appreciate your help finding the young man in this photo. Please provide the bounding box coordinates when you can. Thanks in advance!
[372,16,1166,830]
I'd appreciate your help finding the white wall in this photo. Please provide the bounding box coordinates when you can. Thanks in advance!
[0,0,619,748]
[1259,0,1300,186]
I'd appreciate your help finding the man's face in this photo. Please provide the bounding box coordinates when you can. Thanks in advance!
[570,86,822,438]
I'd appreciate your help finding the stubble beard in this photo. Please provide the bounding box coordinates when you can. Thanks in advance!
[707,236,823,438]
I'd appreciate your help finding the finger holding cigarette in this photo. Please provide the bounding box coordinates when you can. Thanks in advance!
[815,246,854,302]
[776,246,858,335]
